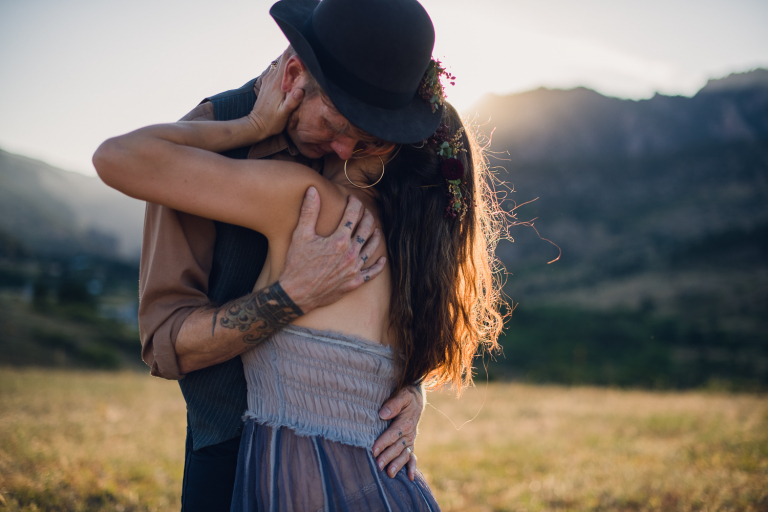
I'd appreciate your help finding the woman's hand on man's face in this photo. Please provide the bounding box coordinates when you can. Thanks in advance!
[246,57,304,139]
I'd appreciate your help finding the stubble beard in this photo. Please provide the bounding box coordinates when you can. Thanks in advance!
[285,108,314,158]
[286,109,300,137]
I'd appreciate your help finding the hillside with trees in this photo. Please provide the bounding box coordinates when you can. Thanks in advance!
[1,69,766,387]
[475,69,768,388]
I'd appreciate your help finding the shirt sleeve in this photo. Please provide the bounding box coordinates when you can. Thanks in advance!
[137,102,217,380]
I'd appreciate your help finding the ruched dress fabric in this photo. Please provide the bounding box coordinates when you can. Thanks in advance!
[231,326,440,512]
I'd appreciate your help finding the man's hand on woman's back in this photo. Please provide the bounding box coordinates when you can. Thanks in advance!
[173,187,384,374]
[282,187,423,481]
[279,186,386,313]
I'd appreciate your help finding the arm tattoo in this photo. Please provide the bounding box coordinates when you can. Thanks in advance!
[216,282,303,345]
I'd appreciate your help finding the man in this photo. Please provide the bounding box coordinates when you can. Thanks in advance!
[138,0,443,509]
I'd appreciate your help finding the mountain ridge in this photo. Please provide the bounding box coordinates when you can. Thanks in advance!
[470,68,768,164]
[699,68,768,94]
[2,68,766,266]
[0,149,144,259]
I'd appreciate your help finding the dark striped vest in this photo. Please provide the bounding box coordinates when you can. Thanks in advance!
[178,78,269,450]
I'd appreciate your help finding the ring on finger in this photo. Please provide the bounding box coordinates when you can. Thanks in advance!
[406,446,412,455]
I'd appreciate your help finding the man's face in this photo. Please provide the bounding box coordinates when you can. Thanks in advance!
[285,93,372,161]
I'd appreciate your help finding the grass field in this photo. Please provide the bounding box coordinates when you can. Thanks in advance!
[0,369,766,511]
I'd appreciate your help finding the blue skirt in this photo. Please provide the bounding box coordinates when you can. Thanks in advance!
[231,418,440,511]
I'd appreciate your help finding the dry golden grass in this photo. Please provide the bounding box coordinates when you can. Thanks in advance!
[1,369,766,511]
[0,369,185,511]
[419,384,768,511]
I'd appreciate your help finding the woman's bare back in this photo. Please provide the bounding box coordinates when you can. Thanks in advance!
[251,157,394,347]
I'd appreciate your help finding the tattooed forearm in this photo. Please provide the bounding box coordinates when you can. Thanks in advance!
[216,282,304,345]
[211,308,219,337]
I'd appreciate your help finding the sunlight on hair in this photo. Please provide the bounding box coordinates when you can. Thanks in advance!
[465,113,562,265]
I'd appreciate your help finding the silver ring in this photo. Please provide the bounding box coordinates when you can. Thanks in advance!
[406,447,412,455]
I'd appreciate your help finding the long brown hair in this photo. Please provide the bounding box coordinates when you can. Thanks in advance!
[374,103,506,394]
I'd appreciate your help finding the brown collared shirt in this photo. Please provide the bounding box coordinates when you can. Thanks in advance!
[138,75,321,379]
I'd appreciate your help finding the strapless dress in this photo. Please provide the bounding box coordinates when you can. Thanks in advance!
[230,325,440,512]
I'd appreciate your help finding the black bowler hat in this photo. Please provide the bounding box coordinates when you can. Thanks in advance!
[270,0,443,144]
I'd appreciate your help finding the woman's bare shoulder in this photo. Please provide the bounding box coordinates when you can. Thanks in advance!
[236,158,351,239]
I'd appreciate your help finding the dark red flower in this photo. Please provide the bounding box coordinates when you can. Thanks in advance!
[441,158,464,180]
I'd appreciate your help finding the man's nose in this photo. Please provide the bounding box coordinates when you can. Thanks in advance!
[330,136,357,160]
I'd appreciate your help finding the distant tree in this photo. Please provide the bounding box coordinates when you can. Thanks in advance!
[33,278,50,310]
[57,278,96,308]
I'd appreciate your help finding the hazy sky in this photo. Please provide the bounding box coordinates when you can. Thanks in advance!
[1,0,767,176]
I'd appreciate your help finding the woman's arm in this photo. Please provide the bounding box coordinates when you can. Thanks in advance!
[93,60,324,237]
[93,125,338,239]
[98,60,302,160]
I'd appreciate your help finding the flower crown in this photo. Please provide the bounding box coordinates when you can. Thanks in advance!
[418,59,455,114]
[417,59,468,219]
[423,124,469,219]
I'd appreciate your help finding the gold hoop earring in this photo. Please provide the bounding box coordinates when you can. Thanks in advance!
[344,149,385,189]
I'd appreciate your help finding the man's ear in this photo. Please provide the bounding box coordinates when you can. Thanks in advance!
[281,56,308,94]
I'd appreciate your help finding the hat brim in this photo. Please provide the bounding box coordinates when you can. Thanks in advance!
[270,0,443,144]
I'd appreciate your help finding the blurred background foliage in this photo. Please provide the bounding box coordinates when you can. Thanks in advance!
[0,252,141,370]
[1,69,767,390]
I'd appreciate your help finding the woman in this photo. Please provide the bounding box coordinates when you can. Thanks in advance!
[94,64,504,511]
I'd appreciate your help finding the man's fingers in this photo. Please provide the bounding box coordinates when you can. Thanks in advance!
[357,229,382,270]
[335,196,364,236]
[372,388,419,462]
[386,446,413,479]
[379,386,412,420]
[371,412,416,458]
[352,209,375,249]
[359,257,386,284]
[377,439,411,478]
[406,452,418,482]
[295,187,320,239]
